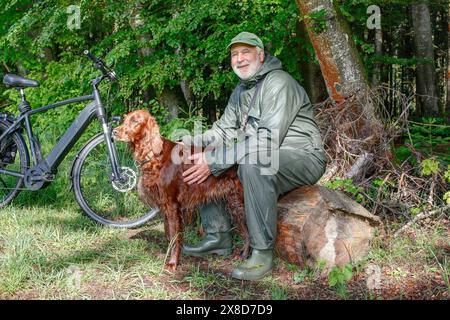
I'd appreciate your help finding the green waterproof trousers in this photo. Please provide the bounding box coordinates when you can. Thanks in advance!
[199,148,326,250]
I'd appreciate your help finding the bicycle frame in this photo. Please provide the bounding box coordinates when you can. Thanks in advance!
[0,77,122,188]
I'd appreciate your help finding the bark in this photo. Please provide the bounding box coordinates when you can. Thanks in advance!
[202,94,218,125]
[295,0,372,114]
[345,152,374,184]
[158,86,185,120]
[275,186,380,272]
[177,46,195,112]
[16,61,27,76]
[297,19,328,103]
[447,5,450,117]
[43,47,54,62]
[371,28,383,87]
[411,2,440,117]
[296,0,384,183]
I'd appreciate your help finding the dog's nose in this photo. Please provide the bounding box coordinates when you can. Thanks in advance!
[112,128,118,136]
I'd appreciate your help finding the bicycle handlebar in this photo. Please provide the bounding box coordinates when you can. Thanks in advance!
[83,50,117,81]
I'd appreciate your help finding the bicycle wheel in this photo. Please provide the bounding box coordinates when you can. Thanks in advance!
[71,133,159,228]
[0,122,29,208]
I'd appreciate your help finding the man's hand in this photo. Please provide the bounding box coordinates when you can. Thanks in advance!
[182,152,211,185]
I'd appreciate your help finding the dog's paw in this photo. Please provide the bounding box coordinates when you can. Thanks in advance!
[164,261,178,271]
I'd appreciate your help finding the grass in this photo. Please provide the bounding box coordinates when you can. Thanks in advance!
[0,194,448,299]
[0,156,448,299]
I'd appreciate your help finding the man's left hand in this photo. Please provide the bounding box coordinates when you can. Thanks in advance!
[182,152,211,185]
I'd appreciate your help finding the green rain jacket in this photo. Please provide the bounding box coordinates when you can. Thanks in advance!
[189,53,325,177]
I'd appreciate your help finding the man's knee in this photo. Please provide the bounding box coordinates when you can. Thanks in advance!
[237,163,277,183]
[237,163,260,179]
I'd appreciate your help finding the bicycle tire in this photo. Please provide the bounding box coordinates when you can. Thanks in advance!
[71,133,159,228]
[0,122,29,208]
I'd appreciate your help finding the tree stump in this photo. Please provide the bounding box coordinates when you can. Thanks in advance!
[275,185,381,272]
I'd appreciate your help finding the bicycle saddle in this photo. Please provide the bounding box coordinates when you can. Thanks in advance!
[3,73,39,88]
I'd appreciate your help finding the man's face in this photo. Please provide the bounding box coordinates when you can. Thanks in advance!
[230,44,264,80]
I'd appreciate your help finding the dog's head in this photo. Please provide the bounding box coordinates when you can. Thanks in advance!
[113,109,163,162]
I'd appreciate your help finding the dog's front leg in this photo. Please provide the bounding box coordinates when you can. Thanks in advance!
[164,204,182,271]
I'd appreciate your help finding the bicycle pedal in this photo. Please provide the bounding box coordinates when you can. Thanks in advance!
[43,173,55,181]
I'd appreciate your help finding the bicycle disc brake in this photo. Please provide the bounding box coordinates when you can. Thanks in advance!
[111,167,137,192]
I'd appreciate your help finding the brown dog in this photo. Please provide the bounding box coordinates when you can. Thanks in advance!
[113,110,249,270]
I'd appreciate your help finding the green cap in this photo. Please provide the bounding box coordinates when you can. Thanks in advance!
[227,32,264,50]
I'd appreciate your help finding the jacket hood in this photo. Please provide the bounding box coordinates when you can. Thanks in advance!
[241,53,283,87]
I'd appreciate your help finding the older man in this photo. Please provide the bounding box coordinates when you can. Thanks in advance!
[181,32,326,280]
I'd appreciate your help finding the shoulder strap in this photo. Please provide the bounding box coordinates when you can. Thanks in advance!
[239,73,268,132]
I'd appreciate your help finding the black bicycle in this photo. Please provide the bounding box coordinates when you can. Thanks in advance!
[0,50,159,228]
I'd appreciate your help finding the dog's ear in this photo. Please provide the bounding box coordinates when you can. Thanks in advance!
[144,114,163,156]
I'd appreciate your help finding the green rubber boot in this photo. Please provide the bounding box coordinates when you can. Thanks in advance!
[182,232,232,257]
[231,249,273,281]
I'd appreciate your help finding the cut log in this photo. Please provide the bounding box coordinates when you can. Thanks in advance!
[275,185,381,272]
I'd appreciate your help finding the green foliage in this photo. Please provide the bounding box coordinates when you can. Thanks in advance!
[410,204,427,217]
[443,166,450,205]
[443,191,450,205]
[417,158,449,207]
[328,263,353,286]
[325,178,364,203]
[269,285,288,300]
[393,145,412,163]
[392,118,449,214]
[0,0,305,136]
[420,158,440,176]
[328,263,353,298]
[444,166,450,183]
[293,269,308,284]
[394,118,450,166]
[299,8,328,33]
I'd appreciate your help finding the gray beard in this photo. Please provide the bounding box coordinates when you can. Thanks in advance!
[232,61,263,80]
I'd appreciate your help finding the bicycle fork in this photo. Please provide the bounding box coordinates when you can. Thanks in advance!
[101,117,123,183]
[93,87,122,183]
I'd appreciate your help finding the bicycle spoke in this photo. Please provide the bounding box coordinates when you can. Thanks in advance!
[73,135,156,226]
[0,125,27,208]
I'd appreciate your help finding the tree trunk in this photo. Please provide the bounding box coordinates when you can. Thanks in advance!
[447,5,450,118]
[158,86,186,120]
[275,186,381,272]
[297,19,328,103]
[202,93,218,125]
[411,2,440,117]
[371,28,383,88]
[295,0,372,114]
[180,80,195,112]
[43,47,54,62]
[296,0,384,183]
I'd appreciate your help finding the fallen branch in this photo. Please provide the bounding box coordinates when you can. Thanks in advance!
[346,152,374,183]
[393,204,450,237]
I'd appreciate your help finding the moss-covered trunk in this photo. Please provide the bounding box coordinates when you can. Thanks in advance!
[295,1,370,105]
[294,0,382,133]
